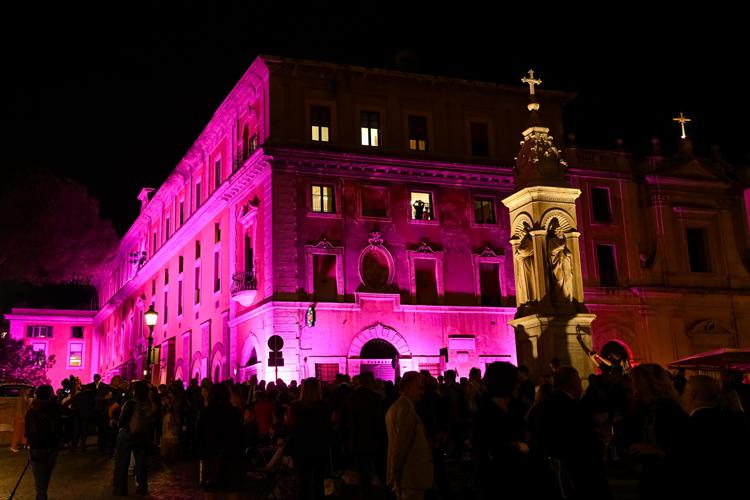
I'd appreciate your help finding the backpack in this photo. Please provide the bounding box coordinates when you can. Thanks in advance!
[26,407,59,447]
[129,401,154,437]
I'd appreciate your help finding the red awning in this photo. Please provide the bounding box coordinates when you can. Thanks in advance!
[668,348,750,372]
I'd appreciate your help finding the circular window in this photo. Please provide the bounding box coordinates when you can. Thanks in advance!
[361,250,390,289]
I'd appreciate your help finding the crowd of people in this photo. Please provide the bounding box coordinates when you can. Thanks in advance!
[10,360,750,499]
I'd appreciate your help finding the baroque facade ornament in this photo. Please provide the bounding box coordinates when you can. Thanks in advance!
[368,231,384,246]
[415,241,435,253]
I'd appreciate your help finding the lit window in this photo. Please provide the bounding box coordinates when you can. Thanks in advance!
[474,197,496,224]
[312,185,335,213]
[361,111,380,147]
[311,105,331,142]
[408,115,428,151]
[69,343,83,368]
[410,192,434,220]
[32,343,47,365]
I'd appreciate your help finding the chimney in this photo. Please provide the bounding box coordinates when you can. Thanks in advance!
[138,188,155,213]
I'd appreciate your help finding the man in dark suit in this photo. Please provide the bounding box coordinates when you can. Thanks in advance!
[349,371,386,499]
[87,373,111,452]
[682,375,750,498]
[531,366,610,500]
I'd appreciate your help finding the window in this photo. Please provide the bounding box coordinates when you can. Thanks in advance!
[470,122,489,156]
[195,240,201,259]
[315,363,339,383]
[194,266,201,304]
[69,343,83,368]
[408,115,428,151]
[591,188,613,223]
[410,192,434,220]
[414,259,438,305]
[473,197,496,224]
[313,254,338,301]
[214,251,221,292]
[179,256,184,274]
[479,263,502,306]
[361,186,388,218]
[26,325,52,338]
[31,343,47,365]
[164,291,168,324]
[311,105,331,142]
[152,232,157,254]
[71,326,84,339]
[686,228,710,272]
[596,244,618,286]
[215,222,221,243]
[179,201,185,225]
[165,216,171,240]
[244,235,254,271]
[196,181,202,209]
[214,159,222,190]
[151,279,156,295]
[178,280,183,316]
[360,111,380,147]
[311,184,335,213]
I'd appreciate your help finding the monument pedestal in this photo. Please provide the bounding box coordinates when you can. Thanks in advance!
[510,312,596,381]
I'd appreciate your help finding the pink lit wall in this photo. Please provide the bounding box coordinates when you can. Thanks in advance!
[5,309,96,385]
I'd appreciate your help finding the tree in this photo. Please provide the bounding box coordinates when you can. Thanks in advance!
[0,334,55,386]
[0,169,118,284]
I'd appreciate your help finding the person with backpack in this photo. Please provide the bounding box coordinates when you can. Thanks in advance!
[113,381,155,496]
[25,384,64,500]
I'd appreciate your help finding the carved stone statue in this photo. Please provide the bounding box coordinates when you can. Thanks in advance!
[547,219,574,302]
[514,222,536,304]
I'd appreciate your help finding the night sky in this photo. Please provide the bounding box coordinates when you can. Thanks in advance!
[4,4,747,236]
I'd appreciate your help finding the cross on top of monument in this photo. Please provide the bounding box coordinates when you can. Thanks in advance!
[521,69,542,96]
[673,111,692,139]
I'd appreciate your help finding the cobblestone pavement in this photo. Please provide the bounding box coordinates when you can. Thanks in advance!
[1,446,638,500]
[0,447,215,500]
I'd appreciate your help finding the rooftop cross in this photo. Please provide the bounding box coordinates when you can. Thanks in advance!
[673,112,692,139]
[521,69,542,96]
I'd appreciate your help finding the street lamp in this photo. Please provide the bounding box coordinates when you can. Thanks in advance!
[144,304,158,381]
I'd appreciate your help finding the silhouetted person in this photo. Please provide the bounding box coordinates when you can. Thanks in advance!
[532,366,610,500]
[626,364,687,500]
[113,381,155,496]
[25,384,64,500]
[195,382,244,492]
[386,371,433,500]
[349,371,386,499]
[286,378,330,500]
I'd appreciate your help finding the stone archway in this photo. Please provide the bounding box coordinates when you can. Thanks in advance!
[348,323,411,358]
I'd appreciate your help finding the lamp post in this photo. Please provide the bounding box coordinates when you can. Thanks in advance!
[144,304,158,382]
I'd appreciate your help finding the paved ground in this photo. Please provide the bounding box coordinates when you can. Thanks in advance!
[0,447,212,500]
[1,446,639,500]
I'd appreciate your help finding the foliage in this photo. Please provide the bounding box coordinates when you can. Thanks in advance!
[0,169,118,284]
[0,334,55,386]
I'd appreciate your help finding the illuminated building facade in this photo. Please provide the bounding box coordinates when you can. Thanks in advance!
[6,56,750,384]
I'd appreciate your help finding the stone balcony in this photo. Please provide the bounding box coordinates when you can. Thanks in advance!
[230,270,258,306]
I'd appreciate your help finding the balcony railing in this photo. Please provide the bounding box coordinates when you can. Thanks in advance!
[231,270,258,294]
[230,270,258,307]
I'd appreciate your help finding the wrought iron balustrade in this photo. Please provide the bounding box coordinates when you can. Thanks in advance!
[231,270,257,294]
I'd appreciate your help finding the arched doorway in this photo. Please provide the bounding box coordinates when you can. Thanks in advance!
[359,339,399,381]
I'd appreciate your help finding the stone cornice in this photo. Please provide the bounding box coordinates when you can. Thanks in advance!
[644,174,731,191]
[501,186,582,209]
[264,146,515,189]
[5,309,96,324]
[94,152,272,325]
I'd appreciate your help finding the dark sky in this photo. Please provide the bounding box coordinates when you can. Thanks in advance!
[3,3,747,236]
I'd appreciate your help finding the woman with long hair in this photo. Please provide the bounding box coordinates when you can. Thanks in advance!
[626,364,688,500]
